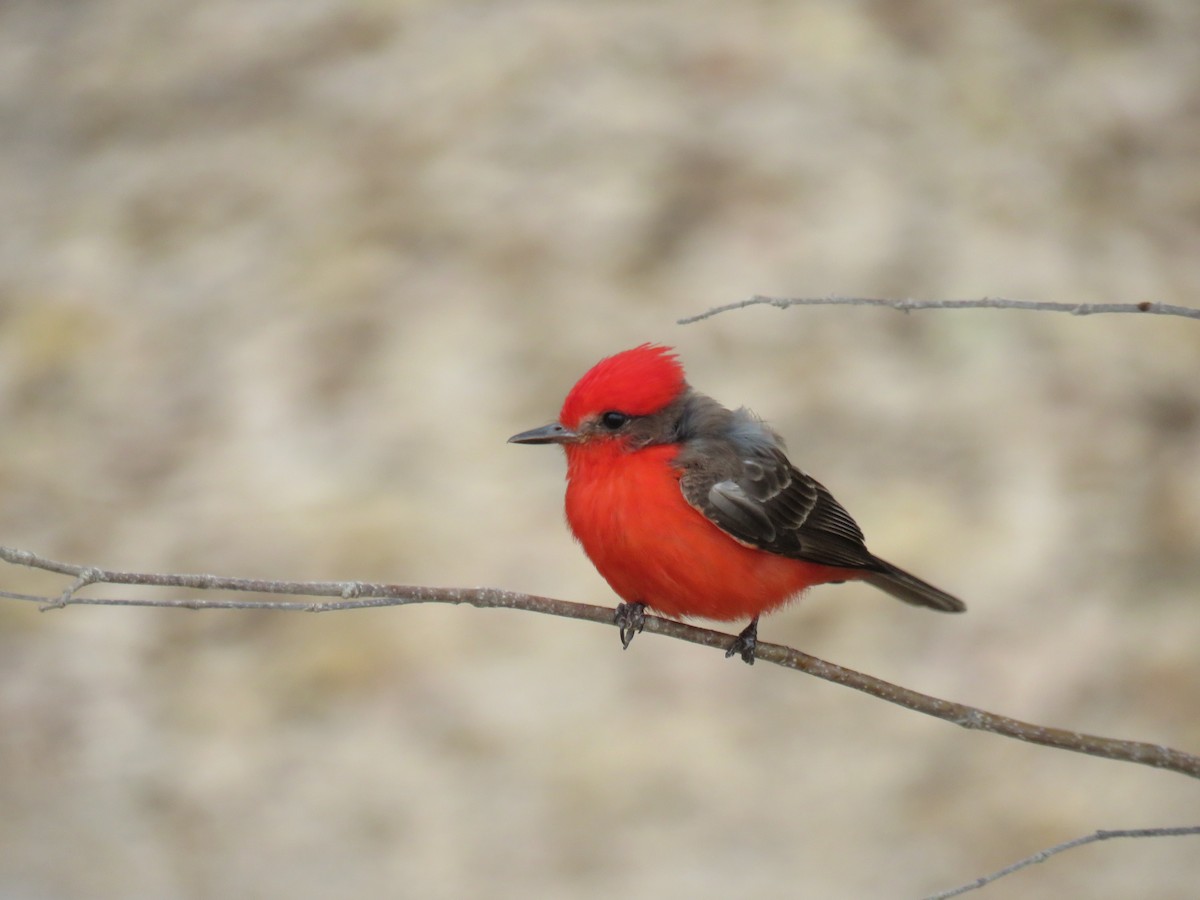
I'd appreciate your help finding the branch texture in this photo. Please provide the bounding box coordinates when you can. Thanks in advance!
[679,295,1200,324]
[926,826,1200,899]
[3,545,1198,781]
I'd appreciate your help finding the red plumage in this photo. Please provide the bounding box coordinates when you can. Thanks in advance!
[510,345,963,661]
[559,344,684,429]
[563,442,852,621]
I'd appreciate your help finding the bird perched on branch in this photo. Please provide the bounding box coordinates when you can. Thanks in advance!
[509,344,964,663]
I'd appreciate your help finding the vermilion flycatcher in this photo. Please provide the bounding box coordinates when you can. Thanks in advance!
[509,344,964,663]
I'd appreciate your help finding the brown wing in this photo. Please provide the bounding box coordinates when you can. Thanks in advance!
[671,397,965,612]
[677,436,881,571]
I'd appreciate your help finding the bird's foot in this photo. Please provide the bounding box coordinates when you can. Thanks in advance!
[724,618,759,665]
[614,602,647,649]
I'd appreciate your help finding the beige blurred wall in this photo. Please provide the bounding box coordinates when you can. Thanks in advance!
[1,2,1198,898]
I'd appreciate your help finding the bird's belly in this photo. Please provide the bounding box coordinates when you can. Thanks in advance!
[566,455,848,622]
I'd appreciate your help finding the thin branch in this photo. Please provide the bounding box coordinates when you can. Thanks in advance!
[926,826,1200,899]
[3,546,1199,781]
[678,295,1200,324]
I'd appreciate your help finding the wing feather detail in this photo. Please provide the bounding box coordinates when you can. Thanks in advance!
[676,405,878,571]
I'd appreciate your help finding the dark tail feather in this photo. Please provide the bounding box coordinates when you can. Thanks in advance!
[862,559,965,613]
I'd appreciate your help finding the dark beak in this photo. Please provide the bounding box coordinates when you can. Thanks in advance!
[508,422,580,445]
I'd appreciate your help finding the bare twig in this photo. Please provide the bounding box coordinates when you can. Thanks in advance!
[3,545,1199,781]
[926,826,1200,899]
[678,295,1200,325]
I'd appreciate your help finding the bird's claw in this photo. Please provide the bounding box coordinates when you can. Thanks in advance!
[614,602,647,649]
[725,618,759,665]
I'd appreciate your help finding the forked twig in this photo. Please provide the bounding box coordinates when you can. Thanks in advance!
[3,545,1198,782]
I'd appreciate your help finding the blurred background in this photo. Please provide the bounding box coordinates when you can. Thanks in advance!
[2,1,1199,897]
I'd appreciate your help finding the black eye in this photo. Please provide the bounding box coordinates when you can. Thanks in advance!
[600,411,629,430]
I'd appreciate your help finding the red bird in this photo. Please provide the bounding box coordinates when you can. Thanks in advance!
[509,344,964,663]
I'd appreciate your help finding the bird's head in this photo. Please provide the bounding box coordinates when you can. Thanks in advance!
[508,344,687,451]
